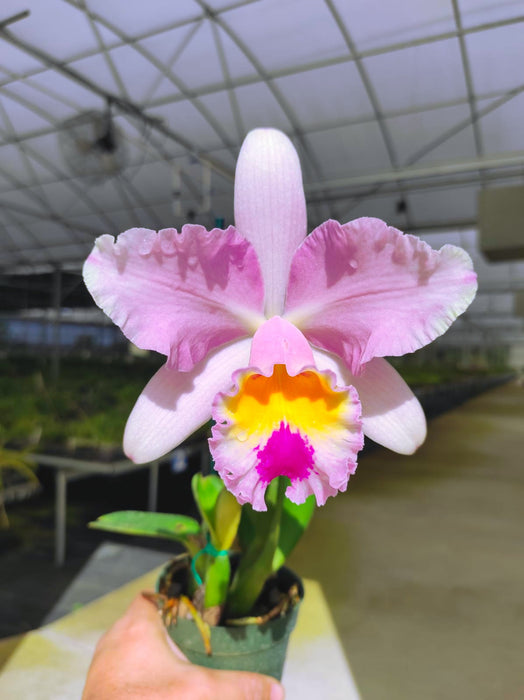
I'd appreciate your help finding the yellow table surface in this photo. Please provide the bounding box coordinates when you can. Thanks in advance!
[0,569,360,699]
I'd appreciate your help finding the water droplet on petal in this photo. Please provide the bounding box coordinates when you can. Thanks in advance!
[235,429,249,442]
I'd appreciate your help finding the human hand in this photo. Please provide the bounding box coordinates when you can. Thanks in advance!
[82,593,285,700]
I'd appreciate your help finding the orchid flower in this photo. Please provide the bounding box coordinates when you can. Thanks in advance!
[83,129,477,512]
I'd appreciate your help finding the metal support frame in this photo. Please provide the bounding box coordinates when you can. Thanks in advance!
[52,462,161,567]
[147,461,159,513]
[54,470,67,567]
[51,265,62,382]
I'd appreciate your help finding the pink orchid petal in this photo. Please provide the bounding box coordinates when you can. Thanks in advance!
[210,362,362,511]
[313,349,426,454]
[234,128,307,317]
[83,225,264,372]
[249,316,314,375]
[285,218,477,374]
[123,339,252,463]
[285,466,347,507]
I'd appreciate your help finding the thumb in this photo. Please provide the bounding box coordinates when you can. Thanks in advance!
[91,593,186,661]
[204,668,285,700]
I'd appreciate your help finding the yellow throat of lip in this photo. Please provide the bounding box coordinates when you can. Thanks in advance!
[223,364,350,440]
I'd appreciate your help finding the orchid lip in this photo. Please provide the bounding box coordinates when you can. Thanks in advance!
[210,360,363,511]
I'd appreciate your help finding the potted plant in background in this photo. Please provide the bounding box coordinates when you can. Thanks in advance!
[0,440,39,530]
[83,128,477,678]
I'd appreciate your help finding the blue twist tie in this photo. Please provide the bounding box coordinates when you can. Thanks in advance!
[191,535,228,586]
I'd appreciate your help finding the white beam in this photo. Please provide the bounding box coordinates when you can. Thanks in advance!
[305,153,524,192]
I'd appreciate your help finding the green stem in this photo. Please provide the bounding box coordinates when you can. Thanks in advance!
[226,477,286,618]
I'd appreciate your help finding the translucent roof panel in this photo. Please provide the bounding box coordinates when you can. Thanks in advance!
[274,62,376,127]
[478,93,524,153]
[384,104,477,166]
[332,0,457,52]
[465,21,524,94]
[224,0,349,71]
[458,0,524,31]
[306,121,392,179]
[362,38,467,113]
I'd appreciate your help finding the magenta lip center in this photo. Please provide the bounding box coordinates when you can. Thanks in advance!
[255,422,315,484]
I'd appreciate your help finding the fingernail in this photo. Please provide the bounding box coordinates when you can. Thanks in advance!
[270,682,285,700]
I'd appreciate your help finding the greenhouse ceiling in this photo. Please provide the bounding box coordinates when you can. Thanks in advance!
[0,0,523,344]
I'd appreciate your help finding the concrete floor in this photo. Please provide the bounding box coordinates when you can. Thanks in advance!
[288,379,524,700]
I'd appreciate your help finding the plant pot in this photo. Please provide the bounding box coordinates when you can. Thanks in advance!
[159,565,303,680]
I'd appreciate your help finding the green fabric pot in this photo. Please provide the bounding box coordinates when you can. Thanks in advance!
[162,566,303,680]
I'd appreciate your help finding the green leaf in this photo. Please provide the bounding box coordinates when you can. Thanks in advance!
[214,488,241,551]
[191,473,223,534]
[192,473,241,550]
[272,495,315,570]
[191,473,241,610]
[89,510,201,554]
[204,554,231,609]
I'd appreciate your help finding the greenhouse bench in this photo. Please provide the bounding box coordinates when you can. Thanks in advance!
[32,442,206,566]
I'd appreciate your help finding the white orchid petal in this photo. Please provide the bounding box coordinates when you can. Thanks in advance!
[124,339,251,463]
